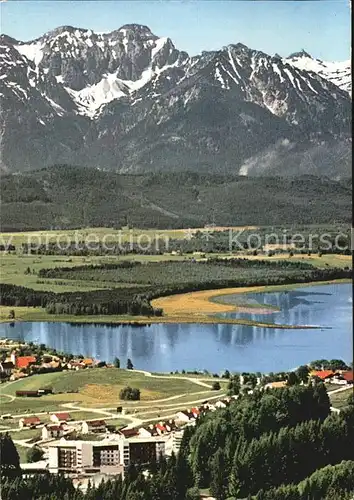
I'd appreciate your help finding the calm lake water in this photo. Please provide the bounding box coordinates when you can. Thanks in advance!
[0,283,351,373]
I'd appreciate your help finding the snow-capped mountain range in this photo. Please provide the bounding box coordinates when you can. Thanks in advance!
[286,50,351,95]
[0,24,351,177]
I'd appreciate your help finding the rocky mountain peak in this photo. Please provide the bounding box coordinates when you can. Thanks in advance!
[117,24,156,36]
[288,49,313,60]
[0,24,351,177]
[43,25,84,39]
[0,34,19,45]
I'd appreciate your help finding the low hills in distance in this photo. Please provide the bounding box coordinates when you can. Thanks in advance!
[0,165,351,231]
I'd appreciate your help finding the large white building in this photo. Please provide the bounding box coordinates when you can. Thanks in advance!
[48,435,166,475]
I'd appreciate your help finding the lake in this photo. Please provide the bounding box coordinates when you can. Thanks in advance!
[0,283,351,373]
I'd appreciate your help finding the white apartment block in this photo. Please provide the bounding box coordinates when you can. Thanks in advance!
[48,436,166,475]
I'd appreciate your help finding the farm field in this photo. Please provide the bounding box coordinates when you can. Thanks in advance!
[0,369,228,437]
[0,226,260,247]
[0,368,214,410]
[7,428,41,441]
[229,253,352,269]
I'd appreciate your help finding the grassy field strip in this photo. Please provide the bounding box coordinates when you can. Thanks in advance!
[0,226,260,247]
[0,369,229,430]
[217,253,352,269]
[328,386,353,410]
[132,369,213,388]
[93,390,226,413]
[0,369,222,413]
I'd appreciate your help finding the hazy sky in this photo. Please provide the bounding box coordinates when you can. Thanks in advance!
[1,1,351,61]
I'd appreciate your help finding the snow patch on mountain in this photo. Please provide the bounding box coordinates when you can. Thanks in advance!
[15,41,44,67]
[65,74,130,117]
[286,51,351,95]
[63,36,185,116]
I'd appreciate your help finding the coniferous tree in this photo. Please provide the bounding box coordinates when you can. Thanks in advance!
[210,448,229,500]
[0,433,21,478]
[295,365,310,384]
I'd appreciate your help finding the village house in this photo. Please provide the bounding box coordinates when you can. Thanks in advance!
[9,351,17,365]
[42,424,66,440]
[309,370,336,382]
[163,420,178,432]
[19,416,41,429]
[342,371,354,384]
[41,360,61,370]
[138,424,159,438]
[16,390,41,397]
[264,380,288,389]
[214,398,232,409]
[175,410,196,423]
[118,428,139,438]
[138,419,179,438]
[67,360,85,370]
[82,358,94,368]
[201,401,216,411]
[81,420,107,434]
[332,371,354,385]
[190,407,202,418]
[155,423,168,435]
[50,412,72,424]
[16,356,37,370]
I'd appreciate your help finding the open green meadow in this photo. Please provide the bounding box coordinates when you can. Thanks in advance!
[0,226,255,247]
[0,368,214,412]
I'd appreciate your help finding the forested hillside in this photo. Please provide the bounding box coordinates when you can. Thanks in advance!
[1,383,354,499]
[1,165,352,230]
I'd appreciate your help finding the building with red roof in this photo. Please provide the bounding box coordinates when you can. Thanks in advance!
[310,370,335,381]
[82,420,107,434]
[191,407,202,418]
[50,412,72,423]
[19,416,41,429]
[155,423,167,435]
[341,371,354,383]
[16,356,36,369]
[119,428,139,438]
[42,424,66,440]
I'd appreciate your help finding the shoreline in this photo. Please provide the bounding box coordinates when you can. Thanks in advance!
[0,279,350,329]
[151,278,350,319]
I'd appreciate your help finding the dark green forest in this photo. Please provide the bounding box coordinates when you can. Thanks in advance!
[1,384,354,499]
[1,165,352,230]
